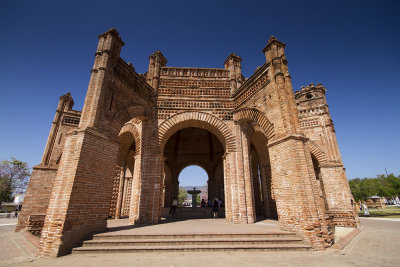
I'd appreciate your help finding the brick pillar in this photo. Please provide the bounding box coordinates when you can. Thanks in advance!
[208,178,216,200]
[115,166,125,218]
[234,122,256,224]
[268,135,333,249]
[39,128,119,256]
[222,153,233,222]
[320,165,359,227]
[129,155,142,224]
[136,119,163,224]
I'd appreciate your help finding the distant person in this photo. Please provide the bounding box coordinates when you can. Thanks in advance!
[14,209,18,218]
[212,197,219,218]
[362,203,369,216]
[169,197,178,216]
[201,199,206,207]
[207,199,212,207]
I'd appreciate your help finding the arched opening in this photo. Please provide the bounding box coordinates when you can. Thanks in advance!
[162,127,225,219]
[249,129,277,220]
[109,122,141,220]
[179,165,208,207]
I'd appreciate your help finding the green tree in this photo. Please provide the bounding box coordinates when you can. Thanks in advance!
[0,158,30,204]
[178,187,187,205]
[349,174,400,202]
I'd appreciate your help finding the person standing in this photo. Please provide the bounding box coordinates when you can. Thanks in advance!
[362,202,369,216]
[212,197,219,218]
[169,197,178,216]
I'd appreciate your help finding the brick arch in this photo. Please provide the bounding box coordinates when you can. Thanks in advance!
[111,105,152,136]
[233,108,275,140]
[118,121,141,156]
[307,140,327,164]
[158,111,236,153]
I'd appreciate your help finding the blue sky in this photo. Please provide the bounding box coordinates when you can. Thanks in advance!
[1,0,399,185]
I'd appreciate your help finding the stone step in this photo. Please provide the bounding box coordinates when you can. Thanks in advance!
[83,237,304,247]
[72,243,312,254]
[93,232,297,240]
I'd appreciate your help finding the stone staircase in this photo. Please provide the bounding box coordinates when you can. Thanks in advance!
[72,232,312,253]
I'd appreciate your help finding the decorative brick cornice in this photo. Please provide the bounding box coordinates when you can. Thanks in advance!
[32,165,59,171]
[319,163,344,168]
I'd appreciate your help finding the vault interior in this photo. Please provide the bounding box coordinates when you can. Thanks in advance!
[163,127,225,207]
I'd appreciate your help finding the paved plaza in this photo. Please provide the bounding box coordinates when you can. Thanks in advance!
[1,217,399,266]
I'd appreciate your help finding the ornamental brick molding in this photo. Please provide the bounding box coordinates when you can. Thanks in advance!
[17,29,359,257]
[158,111,236,153]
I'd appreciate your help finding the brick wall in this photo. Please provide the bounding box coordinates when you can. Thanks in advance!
[16,166,57,231]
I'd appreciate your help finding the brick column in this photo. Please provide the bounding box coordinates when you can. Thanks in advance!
[233,122,256,224]
[268,135,333,249]
[320,165,359,227]
[223,152,236,222]
[136,119,163,224]
[129,155,141,224]
[39,128,119,256]
[115,166,126,218]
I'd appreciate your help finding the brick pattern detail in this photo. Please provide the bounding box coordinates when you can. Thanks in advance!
[300,120,319,128]
[123,178,133,217]
[25,214,46,236]
[108,167,122,218]
[160,67,229,78]
[234,71,269,108]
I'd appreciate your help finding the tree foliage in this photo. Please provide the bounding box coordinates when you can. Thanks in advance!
[349,174,400,202]
[178,187,187,205]
[0,158,30,203]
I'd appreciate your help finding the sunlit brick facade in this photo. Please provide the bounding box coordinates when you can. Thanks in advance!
[17,29,359,256]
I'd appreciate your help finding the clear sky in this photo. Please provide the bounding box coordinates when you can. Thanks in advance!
[179,166,208,187]
[1,0,399,185]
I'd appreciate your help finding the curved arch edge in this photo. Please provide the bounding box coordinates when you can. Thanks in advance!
[158,111,236,153]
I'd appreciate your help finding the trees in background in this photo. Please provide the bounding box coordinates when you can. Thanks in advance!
[0,158,30,204]
[349,174,400,202]
[178,187,187,205]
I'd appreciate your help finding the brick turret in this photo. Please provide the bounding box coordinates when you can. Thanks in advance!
[80,28,124,129]
[147,50,167,91]
[262,36,301,135]
[224,53,243,94]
